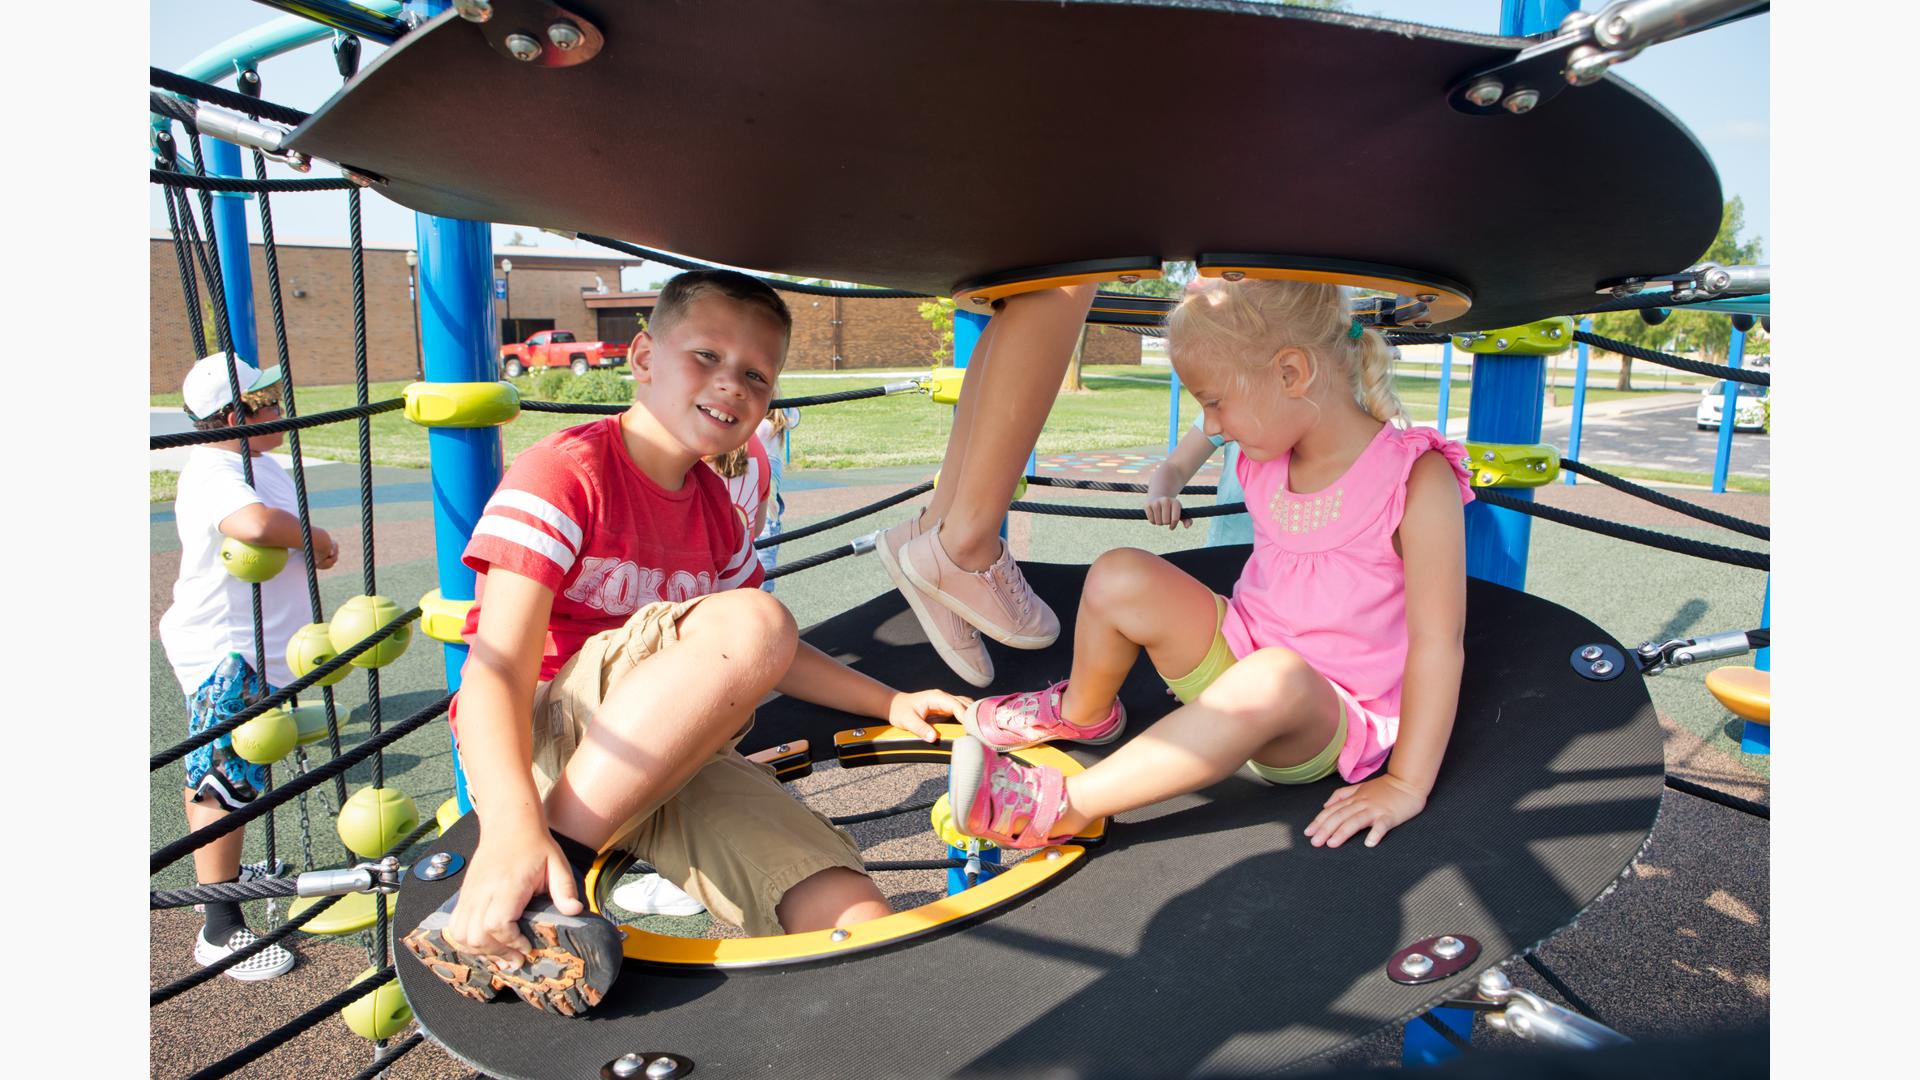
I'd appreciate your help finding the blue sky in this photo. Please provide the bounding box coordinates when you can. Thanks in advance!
[150,1,1769,279]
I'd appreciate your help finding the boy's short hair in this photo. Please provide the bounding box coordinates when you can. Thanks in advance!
[191,385,282,432]
[650,270,792,342]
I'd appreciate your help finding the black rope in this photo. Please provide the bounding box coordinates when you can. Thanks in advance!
[517,400,625,415]
[1418,1010,1476,1053]
[1008,498,1246,521]
[1521,953,1608,1025]
[577,233,930,298]
[1579,288,1767,317]
[764,543,862,580]
[829,797,938,826]
[1574,331,1768,386]
[160,172,209,359]
[346,1033,425,1080]
[150,608,420,772]
[151,66,311,126]
[770,385,907,409]
[864,859,969,872]
[1024,474,1219,496]
[1473,490,1767,571]
[518,382,903,415]
[150,168,358,193]
[153,877,302,910]
[151,694,451,875]
[1664,775,1770,821]
[150,398,405,450]
[180,967,397,1080]
[1559,460,1769,541]
[756,481,933,550]
[1384,332,1453,346]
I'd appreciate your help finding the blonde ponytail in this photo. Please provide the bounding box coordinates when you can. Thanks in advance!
[1351,331,1407,425]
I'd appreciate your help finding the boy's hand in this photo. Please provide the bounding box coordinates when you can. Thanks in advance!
[445,820,584,970]
[1144,496,1190,529]
[1303,773,1427,849]
[311,527,340,570]
[886,689,973,742]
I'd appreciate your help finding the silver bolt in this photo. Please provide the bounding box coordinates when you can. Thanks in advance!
[1675,650,1695,665]
[1221,271,1246,282]
[1482,451,1496,462]
[1494,338,1510,351]
[1047,848,1062,860]
[776,743,790,753]
[548,21,583,50]
[1464,78,1504,107]
[418,865,441,880]
[1400,953,1435,978]
[1610,279,1645,298]
[830,928,851,942]
[1413,320,1431,329]
[505,33,542,61]
[1433,936,1465,959]
[1118,274,1140,284]
[1416,293,1438,303]
[645,1058,678,1080]
[431,852,452,866]
[851,728,866,737]
[1581,645,1603,661]
[970,297,989,306]
[1548,326,1563,338]
[1478,967,1513,1000]
[1604,14,1631,41]
[1589,659,1614,676]
[1503,89,1541,115]
[1703,267,1731,292]
[610,1054,644,1079]
[454,0,492,22]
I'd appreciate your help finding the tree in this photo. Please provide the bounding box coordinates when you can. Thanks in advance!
[918,297,956,362]
[1592,196,1764,389]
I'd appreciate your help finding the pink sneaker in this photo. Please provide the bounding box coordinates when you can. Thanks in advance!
[947,735,1070,850]
[876,514,994,688]
[962,680,1125,751]
[899,523,1059,649]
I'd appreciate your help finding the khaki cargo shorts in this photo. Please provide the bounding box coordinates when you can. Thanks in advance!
[528,595,865,936]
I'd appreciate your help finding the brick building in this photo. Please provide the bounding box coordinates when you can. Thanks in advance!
[151,237,1138,393]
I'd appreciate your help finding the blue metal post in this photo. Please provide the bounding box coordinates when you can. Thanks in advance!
[1565,317,1592,484]
[954,308,988,369]
[414,3,503,812]
[1741,580,1770,754]
[1712,324,1746,493]
[1436,340,1454,435]
[1168,363,1183,454]
[207,138,260,363]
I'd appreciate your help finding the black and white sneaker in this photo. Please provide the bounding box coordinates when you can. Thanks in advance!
[194,859,290,913]
[402,894,623,1017]
[194,928,296,982]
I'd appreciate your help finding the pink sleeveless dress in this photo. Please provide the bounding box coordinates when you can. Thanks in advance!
[1220,424,1474,782]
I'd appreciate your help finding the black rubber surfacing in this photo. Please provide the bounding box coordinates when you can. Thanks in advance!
[288,0,1722,331]
[395,548,1664,1079]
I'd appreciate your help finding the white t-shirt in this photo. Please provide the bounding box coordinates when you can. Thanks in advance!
[159,448,309,695]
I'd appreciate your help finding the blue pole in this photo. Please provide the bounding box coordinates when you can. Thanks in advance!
[1168,363,1183,454]
[1565,317,1592,484]
[207,137,260,363]
[1711,324,1746,493]
[1436,340,1454,435]
[416,0,502,814]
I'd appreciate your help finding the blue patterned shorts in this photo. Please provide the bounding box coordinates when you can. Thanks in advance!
[184,653,275,810]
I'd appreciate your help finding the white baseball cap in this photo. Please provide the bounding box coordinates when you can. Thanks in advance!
[183,353,282,422]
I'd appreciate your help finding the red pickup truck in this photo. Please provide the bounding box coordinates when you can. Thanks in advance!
[500,330,627,377]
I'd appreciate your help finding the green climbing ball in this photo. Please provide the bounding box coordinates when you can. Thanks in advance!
[290,703,333,746]
[230,706,296,765]
[337,786,420,859]
[435,796,464,837]
[341,965,413,1040]
[329,595,412,668]
[287,623,350,687]
[218,537,288,583]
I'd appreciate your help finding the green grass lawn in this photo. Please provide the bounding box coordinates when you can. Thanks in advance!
[152,470,179,502]
[149,365,1706,472]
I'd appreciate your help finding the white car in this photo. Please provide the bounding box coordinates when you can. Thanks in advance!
[1695,380,1769,432]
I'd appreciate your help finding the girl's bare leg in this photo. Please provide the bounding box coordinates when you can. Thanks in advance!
[1055,548,1221,726]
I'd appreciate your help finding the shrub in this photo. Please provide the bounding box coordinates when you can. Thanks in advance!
[559,370,633,405]
[533,369,571,400]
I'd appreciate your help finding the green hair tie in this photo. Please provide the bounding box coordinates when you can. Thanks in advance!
[1348,318,1365,340]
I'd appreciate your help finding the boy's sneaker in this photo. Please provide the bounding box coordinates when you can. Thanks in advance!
[402,894,623,1017]
[194,927,296,982]
[610,873,706,917]
[899,523,1059,650]
[195,859,290,913]
[876,515,995,688]
[948,735,1071,850]
[962,680,1125,752]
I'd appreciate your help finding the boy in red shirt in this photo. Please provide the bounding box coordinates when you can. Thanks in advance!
[404,270,970,1015]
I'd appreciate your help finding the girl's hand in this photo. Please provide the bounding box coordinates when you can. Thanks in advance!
[887,689,973,742]
[1304,774,1428,849]
[1145,496,1190,529]
[312,527,340,570]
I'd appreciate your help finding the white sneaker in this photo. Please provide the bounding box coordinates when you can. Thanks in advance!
[194,927,296,982]
[610,873,706,917]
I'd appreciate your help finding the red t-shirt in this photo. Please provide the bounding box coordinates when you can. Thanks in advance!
[460,416,763,681]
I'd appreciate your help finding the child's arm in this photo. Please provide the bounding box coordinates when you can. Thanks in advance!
[219,504,339,569]
[1145,428,1219,529]
[1305,452,1467,849]
[441,569,583,966]
[774,642,972,743]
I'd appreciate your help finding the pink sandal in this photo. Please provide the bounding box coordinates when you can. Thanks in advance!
[947,735,1072,849]
[962,680,1125,751]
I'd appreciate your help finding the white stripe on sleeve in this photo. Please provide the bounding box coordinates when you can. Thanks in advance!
[473,516,577,575]
[484,489,584,551]
[715,526,758,589]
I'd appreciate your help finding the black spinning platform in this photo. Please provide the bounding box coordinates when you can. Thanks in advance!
[289,0,1721,331]
[396,548,1665,1078]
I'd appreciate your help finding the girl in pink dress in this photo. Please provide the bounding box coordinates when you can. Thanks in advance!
[948,279,1473,851]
